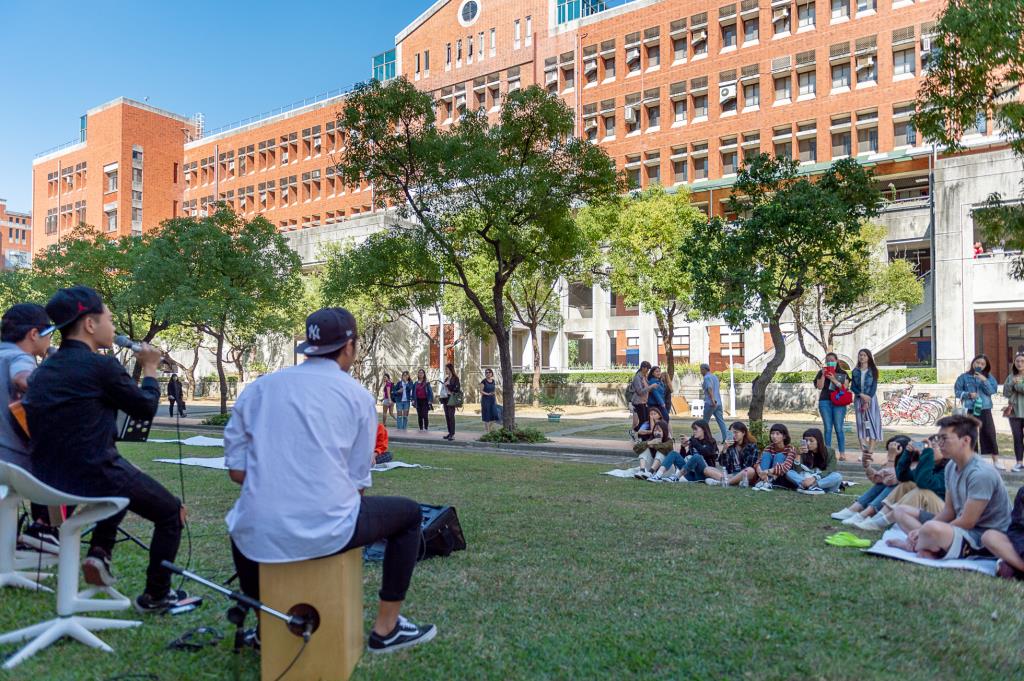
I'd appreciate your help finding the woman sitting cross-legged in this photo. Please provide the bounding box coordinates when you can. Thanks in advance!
[649,420,717,482]
[633,410,674,479]
[713,422,762,486]
[738,423,797,491]
[853,437,948,531]
[777,428,843,495]
[831,435,904,525]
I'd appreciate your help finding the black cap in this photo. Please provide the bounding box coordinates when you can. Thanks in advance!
[296,307,358,357]
[44,286,104,334]
[1,303,53,339]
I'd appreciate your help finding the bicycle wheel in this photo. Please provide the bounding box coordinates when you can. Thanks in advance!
[911,405,933,426]
[881,405,895,427]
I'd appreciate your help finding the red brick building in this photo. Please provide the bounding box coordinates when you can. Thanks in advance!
[0,199,32,270]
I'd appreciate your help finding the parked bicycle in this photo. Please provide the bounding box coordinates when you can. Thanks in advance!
[879,385,946,426]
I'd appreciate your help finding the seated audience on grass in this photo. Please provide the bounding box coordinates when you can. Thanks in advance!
[854,437,947,532]
[832,435,903,525]
[633,410,673,479]
[715,422,761,486]
[885,415,1011,560]
[778,428,842,495]
[647,365,669,421]
[982,487,1024,580]
[743,424,796,491]
[649,420,717,482]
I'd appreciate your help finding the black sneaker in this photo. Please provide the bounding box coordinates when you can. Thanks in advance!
[19,522,60,555]
[134,588,188,614]
[367,615,437,654]
[82,549,116,586]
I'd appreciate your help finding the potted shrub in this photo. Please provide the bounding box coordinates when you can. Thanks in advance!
[540,394,565,422]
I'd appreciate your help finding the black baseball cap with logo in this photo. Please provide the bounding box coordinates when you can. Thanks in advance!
[1,303,54,339]
[296,307,358,356]
[43,285,105,336]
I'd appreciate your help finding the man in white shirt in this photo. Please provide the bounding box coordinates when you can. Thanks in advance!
[225,307,436,654]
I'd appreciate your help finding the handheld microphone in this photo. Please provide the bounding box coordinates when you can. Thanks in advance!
[114,334,143,353]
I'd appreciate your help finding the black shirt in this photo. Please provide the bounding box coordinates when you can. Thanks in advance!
[814,368,849,403]
[23,339,160,496]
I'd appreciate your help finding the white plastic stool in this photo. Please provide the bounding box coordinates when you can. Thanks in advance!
[0,462,140,669]
[0,481,54,592]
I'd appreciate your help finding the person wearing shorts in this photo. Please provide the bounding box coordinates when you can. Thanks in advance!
[885,415,1011,560]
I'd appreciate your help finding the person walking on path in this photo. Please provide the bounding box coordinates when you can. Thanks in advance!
[480,369,500,433]
[1003,352,1024,473]
[440,364,461,441]
[955,354,1000,468]
[700,364,727,443]
[628,361,652,440]
[851,348,882,458]
[413,369,434,432]
[380,372,395,427]
[167,374,186,418]
[814,352,850,460]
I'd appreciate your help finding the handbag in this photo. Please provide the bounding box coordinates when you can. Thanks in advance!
[438,383,449,399]
[830,386,854,407]
[447,391,464,409]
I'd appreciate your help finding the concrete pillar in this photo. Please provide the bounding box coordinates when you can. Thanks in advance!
[638,307,658,366]
[933,163,972,383]
[592,283,611,369]
[745,322,765,365]
[688,321,707,366]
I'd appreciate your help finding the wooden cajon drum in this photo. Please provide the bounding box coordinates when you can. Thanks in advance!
[259,549,363,681]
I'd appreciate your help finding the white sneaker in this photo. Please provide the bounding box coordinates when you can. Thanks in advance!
[704,478,720,486]
[831,508,856,521]
[855,514,891,531]
[633,469,650,480]
[842,513,866,526]
[797,486,826,496]
[666,475,679,483]
[1013,464,1024,473]
[648,474,663,482]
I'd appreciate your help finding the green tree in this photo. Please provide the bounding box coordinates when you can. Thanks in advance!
[506,263,564,405]
[0,269,42,313]
[142,209,303,414]
[333,78,620,429]
[914,0,1024,276]
[582,185,704,388]
[685,155,882,421]
[792,224,925,364]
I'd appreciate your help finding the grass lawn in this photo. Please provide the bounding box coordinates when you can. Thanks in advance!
[2,436,1023,680]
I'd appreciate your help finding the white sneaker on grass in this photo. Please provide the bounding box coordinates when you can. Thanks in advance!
[648,474,663,482]
[831,508,857,521]
[666,475,679,483]
[855,514,891,531]
[797,486,826,496]
[842,513,867,526]
[704,478,720,486]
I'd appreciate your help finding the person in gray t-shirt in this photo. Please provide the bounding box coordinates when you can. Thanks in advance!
[887,414,1011,559]
[0,304,53,467]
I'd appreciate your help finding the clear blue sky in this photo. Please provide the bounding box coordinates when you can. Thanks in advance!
[0,0,427,212]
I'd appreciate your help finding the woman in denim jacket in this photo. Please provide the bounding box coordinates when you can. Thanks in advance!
[954,354,1000,467]
[851,348,883,458]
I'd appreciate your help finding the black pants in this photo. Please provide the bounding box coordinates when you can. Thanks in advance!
[443,402,456,437]
[89,471,183,597]
[231,495,422,603]
[168,398,185,417]
[978,409,1000,456]
[415,398,430,430]
[632,403,649,430]
[1010,417,1024,463]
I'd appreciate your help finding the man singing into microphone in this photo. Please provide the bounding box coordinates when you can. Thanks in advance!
[24,286,187,613]
[225,307,436,653]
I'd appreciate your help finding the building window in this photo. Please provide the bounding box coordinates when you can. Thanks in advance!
[831,0,849,20]
[797,1,816,29]
[446,43,452,67]
[673,98,687,123]
[105,169,118,192]
[971,112,988,135]
[457,39,463,63]
[693,155,708,180]
[526,16,532,46]
[832,62,851,90]
[798,71,816,97]
[673,35,687,61]
[893,48,915,76]
[693,94,708,119]
[603,54,616,79]
[773,5,791,35]
[774,75,791,103]
[856,0,876,13]
[647,42,660,68]
[693,26,708,57]
[646,103,660,128]
[722,22,737,49]
[489,29,495,55]
[744,82,760,108]
[372,49,396,81]
[721,147,738,175]
[105,209,117,232]
[603,114,616,138]
[798,137,817,163]
[894,120,917,147]
[744,17,759,43]
[857,125,878,154]
[514,19,521,49]
[425,50,430,71]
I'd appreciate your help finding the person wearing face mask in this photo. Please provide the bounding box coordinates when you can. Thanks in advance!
[1002,352,1024,473]
[814,353,850,461]
[225,308,437,654]
[954,354,999,468]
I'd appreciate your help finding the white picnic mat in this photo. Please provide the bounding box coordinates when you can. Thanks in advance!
[865,527,998,576]
[150,436,225,447]
[603,468,640,478]
[153,457,423,473]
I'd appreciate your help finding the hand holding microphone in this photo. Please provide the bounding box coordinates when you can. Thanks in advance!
[115,334,164,377]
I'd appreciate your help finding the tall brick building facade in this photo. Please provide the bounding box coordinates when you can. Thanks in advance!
[0,199,32,270]
[28,0,1024,383]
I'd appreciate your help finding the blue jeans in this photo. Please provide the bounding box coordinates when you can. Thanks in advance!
[785,469,843,493]
[683,454,710,481]
[819,400,847,454]
[856,483,894,510]
[705,402,728,442]
[759,452,787,473]
[658,451,686,473]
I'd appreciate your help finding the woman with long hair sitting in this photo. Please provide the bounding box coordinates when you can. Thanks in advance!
[714,421,761,486]
[649,420,717,482]
[779,427,843,495]
[745,423,797,491]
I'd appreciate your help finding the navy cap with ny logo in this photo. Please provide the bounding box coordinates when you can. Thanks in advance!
[295,307,358,356]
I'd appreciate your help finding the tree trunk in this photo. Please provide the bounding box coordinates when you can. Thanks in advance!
[215,332,229,415]
[495,328,516,430]
[186,344,201,401]
[748,315,788,422]
[530,324,542,407]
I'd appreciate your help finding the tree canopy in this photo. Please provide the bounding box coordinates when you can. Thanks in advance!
[331,78,621,429]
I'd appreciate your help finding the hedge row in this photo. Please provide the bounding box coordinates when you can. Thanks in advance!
[513,367,937,386]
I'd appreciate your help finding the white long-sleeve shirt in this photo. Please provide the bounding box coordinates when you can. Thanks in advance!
[224,358,376,563]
